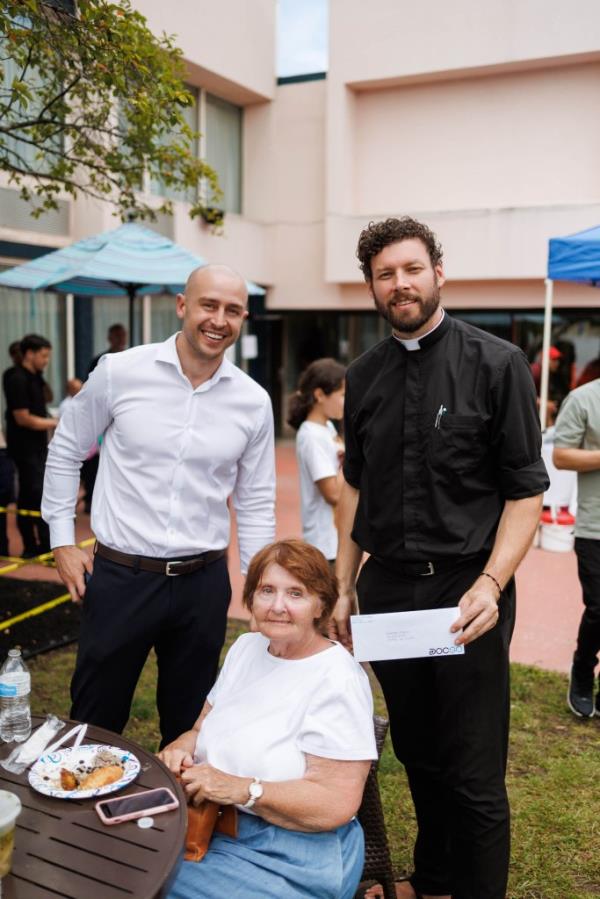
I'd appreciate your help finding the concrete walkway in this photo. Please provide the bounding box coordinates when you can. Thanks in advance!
[3,442,583,674]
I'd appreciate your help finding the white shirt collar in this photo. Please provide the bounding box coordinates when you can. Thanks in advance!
[156,332,235,388]
[393,309,446,351]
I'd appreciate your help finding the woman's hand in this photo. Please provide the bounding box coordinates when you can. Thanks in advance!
[157,731,197,774]
[180,763,251,808]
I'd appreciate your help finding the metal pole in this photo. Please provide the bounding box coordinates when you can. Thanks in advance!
[142,294,151,344]
[128,287,136,347]
[66,293,75,379]
[539,278,554,430]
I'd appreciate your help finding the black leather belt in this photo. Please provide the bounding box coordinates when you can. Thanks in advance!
[95,543,226,576]
[372,554,486,577]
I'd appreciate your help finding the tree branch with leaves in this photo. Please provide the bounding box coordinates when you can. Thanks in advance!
[0,0,222,220]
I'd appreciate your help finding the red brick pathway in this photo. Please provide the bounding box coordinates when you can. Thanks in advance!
[2,442,584,674]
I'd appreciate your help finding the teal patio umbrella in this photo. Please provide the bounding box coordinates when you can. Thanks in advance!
[0,222,264,342]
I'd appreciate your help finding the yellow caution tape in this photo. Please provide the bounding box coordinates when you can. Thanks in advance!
[0,536,97,629]
[0,506,42,518]
[0,593,71,632]
[0,538,95,576]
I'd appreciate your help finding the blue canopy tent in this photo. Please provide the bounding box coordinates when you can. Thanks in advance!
[541,224,600,427]
[0,223,265,375]
[548,224,600,285]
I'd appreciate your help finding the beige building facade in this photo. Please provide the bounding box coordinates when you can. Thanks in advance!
[2,0,600,428]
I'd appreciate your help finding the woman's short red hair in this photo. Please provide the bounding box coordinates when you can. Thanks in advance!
[243,539,337,626]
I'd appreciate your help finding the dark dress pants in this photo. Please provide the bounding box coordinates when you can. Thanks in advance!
[70,554,231,748]
[357,555,515,899]
[14,451,50,554]
[573,537,600,676]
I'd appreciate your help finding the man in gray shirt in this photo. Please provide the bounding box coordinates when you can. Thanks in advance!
[553,378,600,717]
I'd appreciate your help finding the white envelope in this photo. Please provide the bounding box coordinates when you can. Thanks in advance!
[350,607,465,662]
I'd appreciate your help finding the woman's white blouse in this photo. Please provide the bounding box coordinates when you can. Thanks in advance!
[195,633,377,782]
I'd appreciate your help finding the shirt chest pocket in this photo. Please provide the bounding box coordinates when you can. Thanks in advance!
[426,414,488,476]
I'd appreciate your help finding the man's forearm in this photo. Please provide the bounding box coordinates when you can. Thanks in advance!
[13,411,56,431]
[480,494,543,591]
[553,446,600,473]
[335,481,362,591]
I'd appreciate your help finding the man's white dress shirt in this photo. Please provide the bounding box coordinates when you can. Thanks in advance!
[42,334,276,572]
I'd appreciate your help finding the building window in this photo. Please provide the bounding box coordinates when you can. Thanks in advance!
[148,87,242,215]
[149,85,199,203]
[205,93,242,214]
[1,54,62,176]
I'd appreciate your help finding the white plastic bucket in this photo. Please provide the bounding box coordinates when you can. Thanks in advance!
[540,522,575,553]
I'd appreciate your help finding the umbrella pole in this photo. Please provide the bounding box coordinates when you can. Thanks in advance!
[66,293,75,379]
[539,278,554,431]
[128,286,136,347]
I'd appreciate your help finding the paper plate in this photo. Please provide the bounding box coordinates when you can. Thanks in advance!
[28,744,140,800]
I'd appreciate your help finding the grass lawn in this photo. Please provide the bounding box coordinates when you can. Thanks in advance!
[29,621,600,899]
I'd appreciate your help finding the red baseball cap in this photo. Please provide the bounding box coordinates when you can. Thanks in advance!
[548,346,562,360]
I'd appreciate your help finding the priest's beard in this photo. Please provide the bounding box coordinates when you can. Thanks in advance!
[374,282,441,334]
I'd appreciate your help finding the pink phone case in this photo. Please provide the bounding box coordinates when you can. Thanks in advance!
[95,787,179,825]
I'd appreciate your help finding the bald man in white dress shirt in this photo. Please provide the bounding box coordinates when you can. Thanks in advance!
[42,266,275,747]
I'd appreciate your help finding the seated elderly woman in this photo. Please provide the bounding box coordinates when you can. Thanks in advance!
[161,538,377,899]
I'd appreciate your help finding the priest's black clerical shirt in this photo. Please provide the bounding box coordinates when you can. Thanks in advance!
[343,313,549,563]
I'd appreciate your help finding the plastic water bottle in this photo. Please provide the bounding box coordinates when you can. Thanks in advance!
[0,649,31,743]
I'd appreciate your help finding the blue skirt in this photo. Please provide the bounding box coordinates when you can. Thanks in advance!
[167,811,365,899]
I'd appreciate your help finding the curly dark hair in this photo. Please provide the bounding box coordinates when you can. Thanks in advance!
[356,217,443,281]
[287,357,346,431]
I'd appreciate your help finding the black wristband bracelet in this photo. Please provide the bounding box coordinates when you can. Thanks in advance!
[481,571,502,599]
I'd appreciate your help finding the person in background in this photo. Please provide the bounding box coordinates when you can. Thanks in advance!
[3,334,57,557]
[553,377,600,719]
[2,341,22,395]
[87,322,127,376]
[577,352,600,387]
[0,341,22,557]
[287,359,346,566]
[160,539,377,899]
[58,378,83,417]
[530,345,566,418]
[0,430,14,558]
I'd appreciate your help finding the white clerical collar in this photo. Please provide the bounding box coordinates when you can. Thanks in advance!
[392,309,445,351]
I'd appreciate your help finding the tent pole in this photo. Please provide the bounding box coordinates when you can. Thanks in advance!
[65,293,75,380]
[540,278,554,431]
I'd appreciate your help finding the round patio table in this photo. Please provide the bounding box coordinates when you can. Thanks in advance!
[0,717,186,899]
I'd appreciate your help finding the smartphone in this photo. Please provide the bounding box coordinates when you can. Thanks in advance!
[95,788,179,825]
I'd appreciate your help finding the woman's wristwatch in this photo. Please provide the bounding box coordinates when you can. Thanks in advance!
[243,777,263,809]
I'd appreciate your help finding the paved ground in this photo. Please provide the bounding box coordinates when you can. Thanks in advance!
[1,442,586,674]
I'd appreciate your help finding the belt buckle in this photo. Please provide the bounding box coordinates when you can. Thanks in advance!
[165,560,184,576]
[420,562,435,577]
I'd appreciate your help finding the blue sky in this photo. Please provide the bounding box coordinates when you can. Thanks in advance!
[277,0,328,77]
